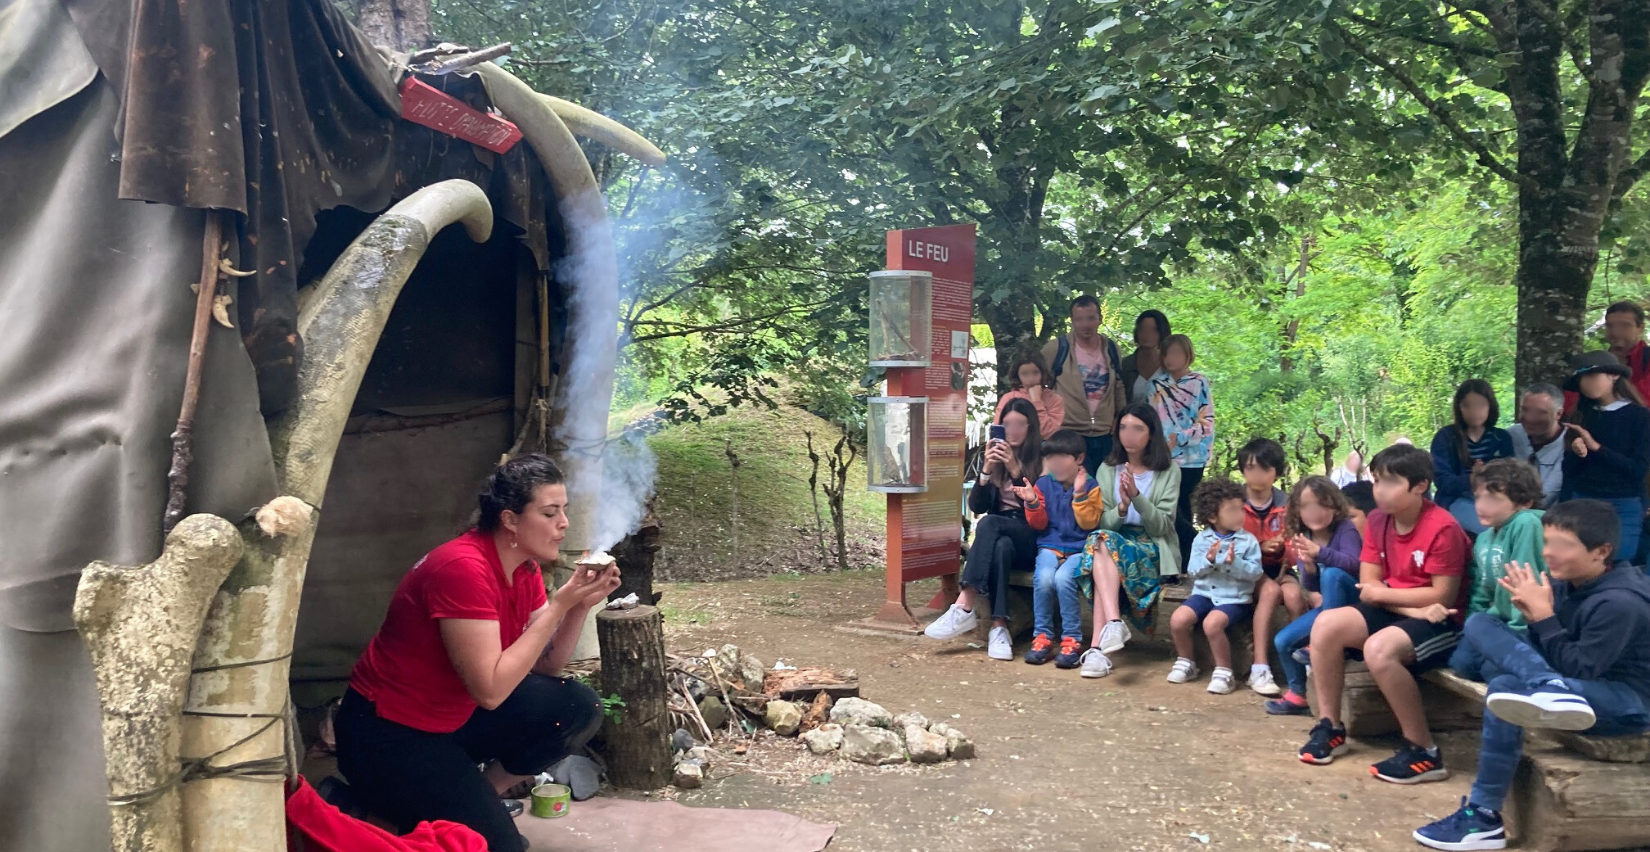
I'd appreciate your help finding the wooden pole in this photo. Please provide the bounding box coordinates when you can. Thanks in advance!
[596,605,672,789]
[164,212,224,534]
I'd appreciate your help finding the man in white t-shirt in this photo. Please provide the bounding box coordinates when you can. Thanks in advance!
[1330,450,1366,488]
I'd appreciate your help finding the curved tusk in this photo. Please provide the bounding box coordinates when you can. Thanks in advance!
[273,178,493,503]
[540,94,666,166]
[473,62,618,554]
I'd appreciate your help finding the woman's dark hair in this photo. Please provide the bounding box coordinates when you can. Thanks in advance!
[1284,475,1352,539]
[1106,403,1172,471]
[1007,348,1052,391]
[1450,379,1501,466]
[1042,428,1086,460]
[477,453,566,532]
[1472,458,1545,509]
[1191,476,1246,528]
[1237,437,1287,479]
[1544,499,1621,559]
[1571,375,1647,424]
[996,397,1043,484]
[1369,444,1434,489]
[1134,310,1170,344]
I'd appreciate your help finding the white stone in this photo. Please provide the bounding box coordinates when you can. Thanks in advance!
[802,723,845,754]
[930,722,976,760]
[894,711,930,731]
[840,724,906,766]
[905,724,949,764]
[829,697,894,729]
[673,762,704,789]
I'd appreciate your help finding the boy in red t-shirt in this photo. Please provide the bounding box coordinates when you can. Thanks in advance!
[1296,444,1470,784]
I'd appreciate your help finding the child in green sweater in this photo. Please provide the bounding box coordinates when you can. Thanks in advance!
[1449,458,1548,681]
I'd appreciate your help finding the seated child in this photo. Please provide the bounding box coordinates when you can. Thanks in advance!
[1266,476,1363,716]
[1021,430,1105,669]
[1448,458,1548,682]
[1412,501,1650,851]
[1298,444,1471,784]
[1341,481,1375,535]
[1238,438,1296,697]
[1168,478,1264,694]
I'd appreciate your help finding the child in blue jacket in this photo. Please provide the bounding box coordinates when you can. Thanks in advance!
[1167,477,1264,694]
[1022,430,1105,669]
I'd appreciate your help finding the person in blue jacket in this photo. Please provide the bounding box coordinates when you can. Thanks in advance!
[1431,379,1515,535]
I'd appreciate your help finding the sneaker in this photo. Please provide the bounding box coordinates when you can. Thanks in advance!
[1486,690,1597,732]
[1291,646,1312,666]
[1078,648,1113,678]
[1053,637,1083,669]
[1248,666,1282,696]
[1023,634,1055,665]
[1412,798,1507,851]
[923,604,978,640]
[1097,620,1131,653]
[1371,741,1450,784]
[987,626,1013,661]
[1166,658,1200,684]
[1207,667,1235,694]
[1264,691,1312,716]
[1298,717,1349,765]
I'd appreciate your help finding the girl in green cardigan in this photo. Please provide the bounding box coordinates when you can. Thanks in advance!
[1077,403,1183,679]
[1449,458,1549,681]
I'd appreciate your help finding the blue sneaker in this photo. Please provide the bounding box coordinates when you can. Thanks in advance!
[1291,645,1311,666]
[1412,798,1506,851]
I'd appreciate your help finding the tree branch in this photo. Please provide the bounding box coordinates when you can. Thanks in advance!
[1613,145,1650,201]
[1336,24,1526,186]
[1344,10,1498,58]
[627,299,836,343]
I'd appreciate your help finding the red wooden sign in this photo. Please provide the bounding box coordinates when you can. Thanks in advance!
[869,224,976,631]
[398,78,524,154]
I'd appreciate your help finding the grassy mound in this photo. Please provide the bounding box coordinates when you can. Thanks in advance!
[646,404,885,581]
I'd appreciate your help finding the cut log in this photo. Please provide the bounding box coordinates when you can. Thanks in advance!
[1309,662,1478,738]
[597,605,672,789]
[1510,745,1650,851]
[611,510,661,605]
[762,667,861,702]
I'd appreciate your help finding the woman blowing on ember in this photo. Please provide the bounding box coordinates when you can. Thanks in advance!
[335,454,620,852]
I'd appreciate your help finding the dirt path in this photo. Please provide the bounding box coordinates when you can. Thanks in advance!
[659,570,1478,852]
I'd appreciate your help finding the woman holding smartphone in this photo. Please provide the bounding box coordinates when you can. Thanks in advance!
[335,454,620,852]
[925,398,1043,661]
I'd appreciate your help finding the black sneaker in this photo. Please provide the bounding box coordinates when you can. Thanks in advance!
[1371,741,1450,784]
[1053,637,1083,669]
[1023,634,1055,666]
[1298,718,1349,765]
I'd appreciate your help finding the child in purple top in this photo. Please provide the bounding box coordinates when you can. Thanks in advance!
[1266,476,1364,715]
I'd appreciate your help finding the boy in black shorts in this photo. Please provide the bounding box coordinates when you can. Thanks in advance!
[1298,444,1471,783]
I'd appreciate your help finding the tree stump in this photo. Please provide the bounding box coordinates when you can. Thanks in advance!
[611,509,662,605]
[596,605,672,789]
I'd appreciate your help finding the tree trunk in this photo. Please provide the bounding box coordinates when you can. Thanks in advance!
[610,509,661,604]
[596,606,672,789]
[350,0,432,52]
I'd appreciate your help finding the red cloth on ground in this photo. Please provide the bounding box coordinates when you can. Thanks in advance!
[286,777,488,852]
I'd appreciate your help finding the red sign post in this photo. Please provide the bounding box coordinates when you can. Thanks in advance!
[868,224,976,631]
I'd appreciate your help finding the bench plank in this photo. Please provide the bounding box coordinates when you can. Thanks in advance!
[1511,746,1650,851]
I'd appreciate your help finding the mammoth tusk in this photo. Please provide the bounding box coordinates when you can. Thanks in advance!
[539,94,666,166]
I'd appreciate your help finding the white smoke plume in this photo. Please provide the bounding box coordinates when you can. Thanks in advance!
[589,431,657,552]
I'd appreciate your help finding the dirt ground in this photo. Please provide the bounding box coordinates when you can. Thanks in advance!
[657,570,1483,852]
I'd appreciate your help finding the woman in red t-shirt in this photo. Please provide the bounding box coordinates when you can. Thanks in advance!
[334,454,620,852]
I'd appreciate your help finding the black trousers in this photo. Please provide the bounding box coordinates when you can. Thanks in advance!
[336,675,603,852]
[961,512,1038,619]
[1173,466,1204,573]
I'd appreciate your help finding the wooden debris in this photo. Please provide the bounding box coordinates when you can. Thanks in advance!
[763,666,861,702]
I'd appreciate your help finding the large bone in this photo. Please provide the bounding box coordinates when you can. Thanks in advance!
[475,62,619,561]
[179,181,494,852]
[541,94,666,166]
[74,514,245,852]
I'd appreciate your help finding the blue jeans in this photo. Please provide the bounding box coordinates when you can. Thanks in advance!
[1570,493,1644,565]
[1033,549,1085,641]
[1273,566,1358,696]
[1462,613,1650,811]
[1448,619,1524,682]
[1445,496,1486,536]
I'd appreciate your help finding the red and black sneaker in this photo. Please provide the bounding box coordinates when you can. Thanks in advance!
[1053,637,1084,669]
[1023,634,1056,666]
[1371,741,1450,784]
[1298,717,1349,765]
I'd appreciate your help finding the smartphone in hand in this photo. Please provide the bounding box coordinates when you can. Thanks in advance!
[989,424,1006,443]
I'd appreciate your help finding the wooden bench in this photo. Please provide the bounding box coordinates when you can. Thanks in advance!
[1310,661,1480,738]
[1421,668,1650,852]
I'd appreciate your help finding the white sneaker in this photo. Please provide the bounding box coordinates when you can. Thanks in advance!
[1097,620,1131,654]
[1486,691,1597,731]
[1079,648,1113,678]
[1249,666,1282,696]
[1167,658,1199,684]
[988,626,1013,661]
[1208,667,1235,694]
[923,604,978,640]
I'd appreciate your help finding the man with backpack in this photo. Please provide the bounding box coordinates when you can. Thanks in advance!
[1042,295,1126,476]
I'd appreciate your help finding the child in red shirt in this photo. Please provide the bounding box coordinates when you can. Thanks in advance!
[1295,444,1470,785]
[1238,438,1295,697]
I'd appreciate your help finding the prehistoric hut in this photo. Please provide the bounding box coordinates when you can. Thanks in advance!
[0,0,662,849]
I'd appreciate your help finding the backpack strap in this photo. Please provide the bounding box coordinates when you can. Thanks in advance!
[1052,335,1070,379]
